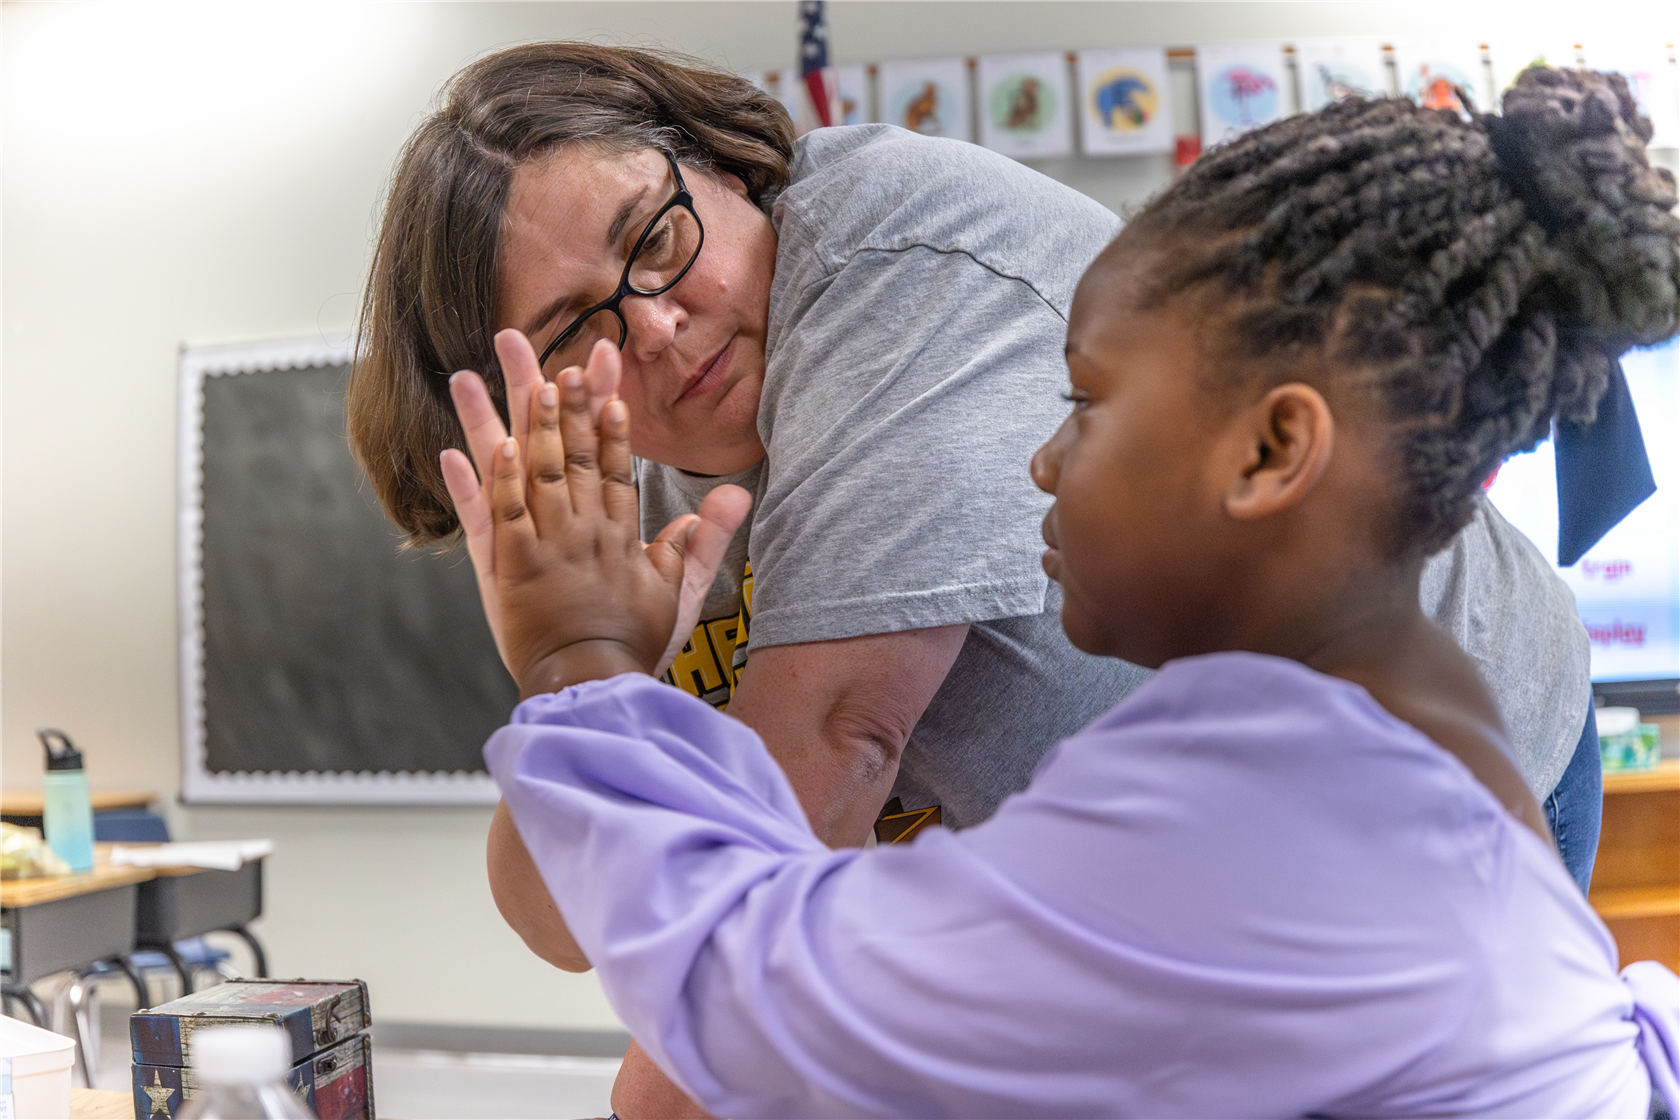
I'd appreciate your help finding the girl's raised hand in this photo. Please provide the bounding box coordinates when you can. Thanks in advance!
[442,333,750,698]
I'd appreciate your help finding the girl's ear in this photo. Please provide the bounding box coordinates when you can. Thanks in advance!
[1224,383,1335,521]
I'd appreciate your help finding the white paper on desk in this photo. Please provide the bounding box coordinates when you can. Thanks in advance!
[110,840,273,870]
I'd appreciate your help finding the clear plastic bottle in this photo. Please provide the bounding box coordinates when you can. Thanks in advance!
[178,1025,317,1119]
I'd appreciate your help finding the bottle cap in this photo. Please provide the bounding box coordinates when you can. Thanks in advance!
[188,1025,293,1085]
[37,729,83,772]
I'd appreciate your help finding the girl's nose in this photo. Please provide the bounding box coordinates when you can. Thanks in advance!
[1031,418,1072,494]
[621,292,685,361]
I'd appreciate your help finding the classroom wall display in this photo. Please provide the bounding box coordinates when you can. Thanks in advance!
[877,56,973,142]
[1487,340,1680,687]
[976,52,1073,159]
[1393,41,1490,113]
[1580,41,1680,148]
[1074,47,1173,157]
[835,63,870,126]
[1195,41,1290,146]
[1295,39,1390,111]
[1489,41,1581,102]
[178,338,513,803]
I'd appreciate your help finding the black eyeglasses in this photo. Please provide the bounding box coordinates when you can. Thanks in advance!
[536,151,705,374]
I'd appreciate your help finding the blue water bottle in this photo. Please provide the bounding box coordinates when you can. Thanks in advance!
[39,728,94,873]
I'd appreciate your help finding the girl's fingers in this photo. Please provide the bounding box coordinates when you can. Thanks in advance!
[495,329,545,453]
[490,436,537,567]
[449,370,512,486]
[558,365,605,517]
[525,379,571,529]
[600,399,639,524]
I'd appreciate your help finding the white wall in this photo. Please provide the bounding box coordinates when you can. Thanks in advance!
[4,0,1676,1031]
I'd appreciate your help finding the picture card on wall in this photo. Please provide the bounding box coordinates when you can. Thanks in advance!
[1196,42,1289,145]
[1393,42,1489,113]
[835,63,870,126]
[1580,41,1680,148]
[878,57,973,142]
[1489,41,1581,101]
[1075,47,1173,157]
[977,52,1073,159]
[1295,39,1389,111]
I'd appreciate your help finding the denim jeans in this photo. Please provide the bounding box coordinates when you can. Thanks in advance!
[1543,700,1603,896]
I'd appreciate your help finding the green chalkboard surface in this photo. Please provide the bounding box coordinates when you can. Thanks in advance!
[181,342,515,802]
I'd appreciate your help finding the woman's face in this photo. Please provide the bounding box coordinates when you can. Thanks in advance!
[498,146,777,475]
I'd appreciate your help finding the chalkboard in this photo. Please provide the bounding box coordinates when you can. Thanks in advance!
[179,337,515,802]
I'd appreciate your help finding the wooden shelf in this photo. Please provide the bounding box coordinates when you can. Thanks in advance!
[1602,758,1680,795]
[1591,885,1680,920]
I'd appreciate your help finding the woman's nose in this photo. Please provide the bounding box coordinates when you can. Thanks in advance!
[1031,418,1071,494]
[621,292,685,360]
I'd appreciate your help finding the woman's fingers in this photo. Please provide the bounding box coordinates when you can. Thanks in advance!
[558,364,605,517]
[449,369,514,488]
[495,329,545,453]
[525,379,571,529]
[441,447,513,669]
[600,399,638,524]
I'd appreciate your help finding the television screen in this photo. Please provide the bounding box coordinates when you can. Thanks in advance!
[1484,339,1680,688]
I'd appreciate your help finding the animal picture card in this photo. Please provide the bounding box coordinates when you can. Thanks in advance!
[1196,41,1289,146]
[834,63,870,126]
[1580,41,1679,149]
[977,52,1074,159]
[1295,39,1389,111]
[1075,47,1173,157]
[1392,42,1490,113]
[1489,40,1581,102]
[878,57,973,142]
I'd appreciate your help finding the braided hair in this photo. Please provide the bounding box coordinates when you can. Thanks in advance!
[1123,66,1680,557]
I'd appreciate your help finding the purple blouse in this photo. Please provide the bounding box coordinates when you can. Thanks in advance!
[487,652,1678,1118]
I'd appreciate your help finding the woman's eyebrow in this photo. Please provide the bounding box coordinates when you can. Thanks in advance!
[522,184,655,338]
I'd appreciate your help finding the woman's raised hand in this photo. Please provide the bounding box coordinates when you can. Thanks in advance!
[442,332,750,697]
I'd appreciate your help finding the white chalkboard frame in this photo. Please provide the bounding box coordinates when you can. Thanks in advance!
[177,336,500,804]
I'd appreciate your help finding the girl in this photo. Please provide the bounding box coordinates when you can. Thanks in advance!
[448,68,1679,1117]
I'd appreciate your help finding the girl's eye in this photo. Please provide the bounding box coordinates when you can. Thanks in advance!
[1061,391,1089,410]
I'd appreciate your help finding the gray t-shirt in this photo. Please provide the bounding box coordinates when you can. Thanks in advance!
[640,125,1149,828]
[1420,496,1591,799]
[642,125,1591,828]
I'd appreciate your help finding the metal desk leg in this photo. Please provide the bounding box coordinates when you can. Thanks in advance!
[2,981,48,1025]
[228,925,268,977]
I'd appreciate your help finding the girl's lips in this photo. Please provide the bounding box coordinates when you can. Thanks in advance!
[676,338,734,404]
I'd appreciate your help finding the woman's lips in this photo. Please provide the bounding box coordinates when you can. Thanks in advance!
[676,338,734,404]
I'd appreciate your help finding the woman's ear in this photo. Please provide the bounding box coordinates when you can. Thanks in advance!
[1224,383,1335,521]
[714,168,752,200]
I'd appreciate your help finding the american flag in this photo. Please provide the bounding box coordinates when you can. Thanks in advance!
[799,1,837,129]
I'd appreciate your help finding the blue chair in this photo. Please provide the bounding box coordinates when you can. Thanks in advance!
[89,810,241,1000]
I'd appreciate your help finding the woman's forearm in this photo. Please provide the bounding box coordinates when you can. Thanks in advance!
[486,800,591,972]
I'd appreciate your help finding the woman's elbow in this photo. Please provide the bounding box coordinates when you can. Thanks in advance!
[488,801,593,972]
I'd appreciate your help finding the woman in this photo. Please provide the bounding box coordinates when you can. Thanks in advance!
[349,42,1604,1116]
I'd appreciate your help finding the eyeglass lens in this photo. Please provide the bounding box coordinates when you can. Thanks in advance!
[542,202,701,374]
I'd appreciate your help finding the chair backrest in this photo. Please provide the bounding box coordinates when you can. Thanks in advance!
[92,808,171,843]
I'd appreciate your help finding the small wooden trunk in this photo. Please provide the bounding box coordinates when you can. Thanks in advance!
[130,979,373,1119]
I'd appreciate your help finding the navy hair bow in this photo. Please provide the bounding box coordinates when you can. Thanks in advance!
[1552,355,1656,567]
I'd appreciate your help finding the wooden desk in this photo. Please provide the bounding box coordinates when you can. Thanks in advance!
[1591,758,1680,970]
[71,1087,132,1119]
[0,790,158,816]
[1,852,152,985]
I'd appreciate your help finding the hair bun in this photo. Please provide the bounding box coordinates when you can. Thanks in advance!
[1484,67,1680,352]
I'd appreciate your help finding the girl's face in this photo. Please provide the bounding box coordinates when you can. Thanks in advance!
[498,146,777,475]
[1031,253,1249,668]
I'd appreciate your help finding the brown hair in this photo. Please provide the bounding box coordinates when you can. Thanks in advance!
[349,41,796,546]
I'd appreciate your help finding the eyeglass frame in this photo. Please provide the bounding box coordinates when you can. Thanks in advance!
[536,150,705,373]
